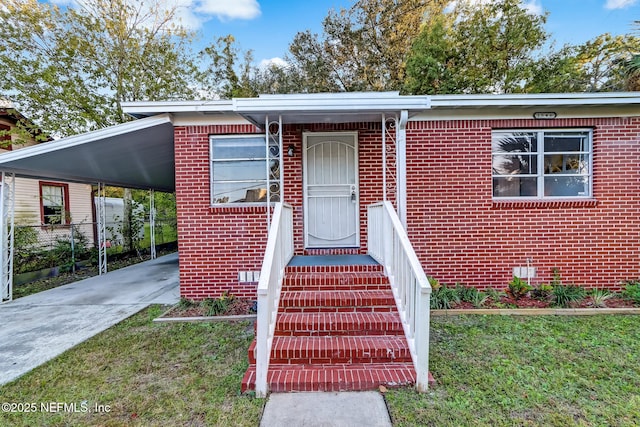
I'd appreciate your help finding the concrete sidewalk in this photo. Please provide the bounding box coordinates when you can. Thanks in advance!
[260,391,392,427]
[0,253,179,385]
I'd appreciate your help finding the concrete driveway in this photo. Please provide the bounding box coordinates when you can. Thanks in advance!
[0,252,179,385]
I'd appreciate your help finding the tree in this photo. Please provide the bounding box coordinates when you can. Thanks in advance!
[404,0,549,94]
[284,0,449,92]
[574,33,640,92]
[0,0,199,251]
[201,35,258,99]
[0,0,201,136]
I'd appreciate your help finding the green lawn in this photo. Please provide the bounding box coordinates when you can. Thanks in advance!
[386,315,640,426]
[140,222,177,249]
[2,310,638,426]
[0,306,263,427]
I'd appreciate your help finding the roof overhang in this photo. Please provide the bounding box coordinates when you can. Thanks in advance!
[123,92,432,126]
[0,114,175,192]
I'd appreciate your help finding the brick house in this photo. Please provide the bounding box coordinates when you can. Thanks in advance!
[123,92,640,297]
[1,91,639,394]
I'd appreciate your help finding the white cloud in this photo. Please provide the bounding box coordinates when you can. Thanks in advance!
[258,57,288,70]
[45,0,261,30]
[196,0,261,21]
[447,0,544,15]
[605,0,638,9]
[523,0,543,15]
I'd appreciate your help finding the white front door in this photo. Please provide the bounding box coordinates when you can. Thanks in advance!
[303,132,359,248]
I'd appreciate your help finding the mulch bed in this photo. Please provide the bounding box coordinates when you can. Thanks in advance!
[162,298,257,317]
[451,295,636,310]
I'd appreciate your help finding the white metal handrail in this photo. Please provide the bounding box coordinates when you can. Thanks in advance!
[255,202,294,397]
[368,201,432,391]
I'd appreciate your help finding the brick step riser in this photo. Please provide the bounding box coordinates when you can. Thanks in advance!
[282,284,390,291]
[274,327,404,337]
[241,363,419,393]
[248,344,411,365]
[285,265,383,274]
[248,352,411,365]
[283,276,389,287]
[279,306,397,313]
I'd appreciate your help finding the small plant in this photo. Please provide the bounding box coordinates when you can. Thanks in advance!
[589,288,615,308]
[470,291,489,308]
[177,297,195,309]
[552,284,586,308]
[430,284,460,309]
[621,281,640,305]
[531,283,553,301]
[486,288,507,303]
[507,276,532,300]
[427,276,440,290]
[455,283,479,303]
[201,292,236,316]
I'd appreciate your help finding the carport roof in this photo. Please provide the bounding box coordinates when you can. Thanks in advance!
[0,114,175,192]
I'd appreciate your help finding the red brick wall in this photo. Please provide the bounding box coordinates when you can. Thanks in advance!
[175,124,269,299]
[406,117,640,290]
[175,122,386,299]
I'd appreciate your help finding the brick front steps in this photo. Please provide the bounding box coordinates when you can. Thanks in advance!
[242,260,419,393]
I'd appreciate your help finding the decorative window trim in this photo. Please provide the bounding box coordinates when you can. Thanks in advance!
[492,128,593,200]
[39,181,71,225]
[209,134,281,207]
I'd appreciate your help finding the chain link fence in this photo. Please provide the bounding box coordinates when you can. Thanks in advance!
[13,217,177,284]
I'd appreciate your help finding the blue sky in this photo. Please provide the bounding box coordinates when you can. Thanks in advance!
[48,0,640,65]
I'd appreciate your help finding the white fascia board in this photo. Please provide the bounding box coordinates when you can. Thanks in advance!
[0,114,173,165]
[431,92,640,108]
[121,100,234,115]
[234,92,431,112]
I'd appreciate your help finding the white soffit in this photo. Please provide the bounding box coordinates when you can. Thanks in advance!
[0,114,176,192]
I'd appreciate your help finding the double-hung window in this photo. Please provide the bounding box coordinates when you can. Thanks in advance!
[40,182,69,225]
[492,129,592,199]
[210,135,280,204]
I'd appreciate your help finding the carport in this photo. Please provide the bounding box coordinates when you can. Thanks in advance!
[0,114,176,303]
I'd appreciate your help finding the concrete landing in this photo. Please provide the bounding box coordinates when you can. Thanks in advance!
[260,391,392,427]
[288,255,379,267]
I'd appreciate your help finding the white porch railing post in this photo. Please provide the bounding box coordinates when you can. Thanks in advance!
[367,201,432,392]
[416,287,431,392]
[0,172,15,303]
[255,203,293,397]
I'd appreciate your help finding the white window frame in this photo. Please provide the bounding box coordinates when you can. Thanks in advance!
[492,128,593,200]
[210,134,272,207]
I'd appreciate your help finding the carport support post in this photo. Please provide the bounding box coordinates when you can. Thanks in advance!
[149,189,156,260]
[96,183,108,275]
[0,172,15,303]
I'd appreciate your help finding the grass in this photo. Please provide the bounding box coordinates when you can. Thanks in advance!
[386,315,640,426]
[140,222,178,249]
[0,306,263,426]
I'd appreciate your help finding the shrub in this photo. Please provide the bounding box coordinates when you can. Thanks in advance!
[455,283,479,303]
[552,284,586,308]
[486,288,507,303]
[507,276,532,300]
[589,288,615,308]
[531,283,553,301]
[430,284,460,309]
[201,292,235,316]
[470,291,489,308]
[621,282,640,305]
